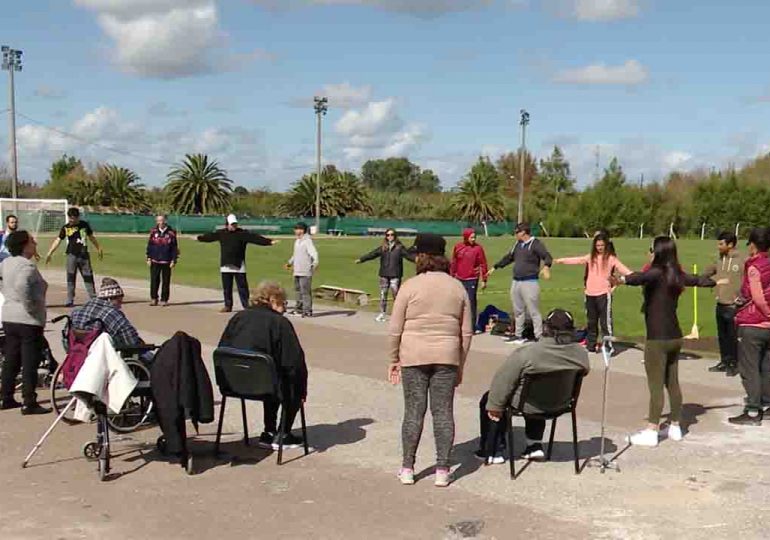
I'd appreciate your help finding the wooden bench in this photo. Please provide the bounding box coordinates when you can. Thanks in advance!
[315,285,370,306]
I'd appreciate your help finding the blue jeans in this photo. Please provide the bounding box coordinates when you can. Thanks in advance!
[460,279,479,332]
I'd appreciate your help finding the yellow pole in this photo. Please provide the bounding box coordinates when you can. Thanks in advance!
[685,264,699,339]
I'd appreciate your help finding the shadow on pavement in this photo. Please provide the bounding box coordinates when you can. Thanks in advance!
[678,401,741,430]
[309,310,358,319]
[304,417,374,452]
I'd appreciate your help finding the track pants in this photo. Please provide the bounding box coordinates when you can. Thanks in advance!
[401,365,457,469]
[643,339,683,424]
[585,294,612,348]
[461,279,479,332]
[150,263,172,302]
[221,272,249,310]
[511,280,542,339]
[0,322,44,405]
[263,377,303,435]
[294,276,313,316]
[66,253,96,304]
[737,326,770,413]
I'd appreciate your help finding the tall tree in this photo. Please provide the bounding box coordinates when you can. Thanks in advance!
[281,165,371,217]
[452,157,505,223]
[496,149,537,197]
[361,158,440,193]
[96,164,149,211]
[537,146,575,211]
[165,154,232,214]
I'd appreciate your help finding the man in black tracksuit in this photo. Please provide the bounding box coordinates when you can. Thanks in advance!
[146,215,179,306]
[197,214,276,313]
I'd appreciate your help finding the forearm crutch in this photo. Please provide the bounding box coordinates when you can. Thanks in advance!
[22,397,77,468]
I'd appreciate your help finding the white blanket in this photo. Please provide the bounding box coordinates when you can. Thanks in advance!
[70,333,138,422]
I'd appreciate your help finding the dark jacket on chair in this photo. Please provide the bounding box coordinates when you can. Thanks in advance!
[218,305,308,400]
[151,331,215,455]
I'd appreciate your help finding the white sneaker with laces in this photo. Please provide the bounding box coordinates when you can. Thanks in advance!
[375,313,387,323]
[398,468,415,485]
[626,429,659,447]
[667,424,683,441]
[434,468,451,487]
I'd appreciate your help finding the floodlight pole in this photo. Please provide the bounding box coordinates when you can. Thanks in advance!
[313,96,328,234]
[2,46,22,200]
[517,109,530,225]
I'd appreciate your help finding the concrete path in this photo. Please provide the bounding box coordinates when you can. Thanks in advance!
[0,269,766,539]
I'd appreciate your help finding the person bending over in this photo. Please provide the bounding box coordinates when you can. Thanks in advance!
[218,281,308,449]
[72,277,144,350]
[480,309,589,463]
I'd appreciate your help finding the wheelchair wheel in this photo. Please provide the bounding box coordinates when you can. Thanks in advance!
[107,360,153,433]
[50,363,82,425]
[83,441,100,461]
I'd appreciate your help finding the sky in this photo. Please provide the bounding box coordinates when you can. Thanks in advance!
[1,0,770,191]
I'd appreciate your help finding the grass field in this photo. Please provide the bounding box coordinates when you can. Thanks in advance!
[43,234,724,339]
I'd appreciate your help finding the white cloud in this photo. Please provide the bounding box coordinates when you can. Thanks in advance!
[75,0,271,78]
[288,83,373,110]
[553,59,648,86]
[252,0,494,16]
[571,0,639,21]
[334,98,428,160]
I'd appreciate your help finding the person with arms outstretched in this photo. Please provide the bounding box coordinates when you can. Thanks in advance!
[197,214,277,313]
[44,207,103,307]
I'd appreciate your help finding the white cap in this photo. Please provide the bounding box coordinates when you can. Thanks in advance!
[226,214,238,225]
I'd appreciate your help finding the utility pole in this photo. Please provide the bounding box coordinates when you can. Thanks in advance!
[2,46,22,200]
[517,109,529,224]
[313,96,328,234]
[594,145,600,182]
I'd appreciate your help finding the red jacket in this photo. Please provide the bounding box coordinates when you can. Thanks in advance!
[736,253,770,327]
[450,242,488,281]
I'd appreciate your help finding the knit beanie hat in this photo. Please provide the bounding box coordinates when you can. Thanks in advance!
[98,277,125,299]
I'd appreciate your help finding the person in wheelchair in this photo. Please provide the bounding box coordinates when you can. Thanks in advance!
[477,309,589,463]
[218,280,308,450]
[71,277,145,352]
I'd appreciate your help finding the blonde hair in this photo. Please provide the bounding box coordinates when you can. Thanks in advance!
[250,280,287,308]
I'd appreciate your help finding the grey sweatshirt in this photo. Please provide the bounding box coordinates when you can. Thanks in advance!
[493,237,553,280]
[486,337,589,413]
[289,235,319,277]
[1,256,48,327]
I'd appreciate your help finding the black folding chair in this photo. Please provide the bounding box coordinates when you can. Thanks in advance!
[212,347,309,465]
[492,369,585,479]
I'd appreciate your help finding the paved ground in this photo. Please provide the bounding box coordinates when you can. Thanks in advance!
[1,270,768,539]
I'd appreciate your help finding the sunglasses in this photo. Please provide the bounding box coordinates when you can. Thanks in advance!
[386,233,395,237]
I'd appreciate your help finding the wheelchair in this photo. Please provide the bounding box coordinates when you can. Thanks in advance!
[48,314,157,434]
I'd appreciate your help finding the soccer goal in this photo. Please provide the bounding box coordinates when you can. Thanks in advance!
[0,199,69,236]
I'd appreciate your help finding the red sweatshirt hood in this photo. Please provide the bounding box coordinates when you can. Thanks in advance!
[462,228,475,243]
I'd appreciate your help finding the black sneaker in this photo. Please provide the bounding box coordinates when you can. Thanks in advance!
[709,362,728,373]
[0,399,22,410]
[21,403,51,415]
[257,431,276,449]
[272,433,304,450]
[521,443,546,461]
[301,312,313,319]
[728,412,762,426]
[725,365,739,377]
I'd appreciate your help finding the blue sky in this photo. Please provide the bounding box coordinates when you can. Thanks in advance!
[2,0,770,190]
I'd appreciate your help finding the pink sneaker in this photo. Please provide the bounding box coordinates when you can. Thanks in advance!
[434,467,451,487]
[398,468,415,485]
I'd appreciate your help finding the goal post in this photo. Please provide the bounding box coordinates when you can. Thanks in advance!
[0,199,69,236]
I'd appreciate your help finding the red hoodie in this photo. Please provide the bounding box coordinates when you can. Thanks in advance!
[450,229,489,281]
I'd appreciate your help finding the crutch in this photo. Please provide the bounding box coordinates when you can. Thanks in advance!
[585,334,620,473]
[22,396,77,468]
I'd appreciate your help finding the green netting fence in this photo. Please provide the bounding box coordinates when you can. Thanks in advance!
[80,213,537,237]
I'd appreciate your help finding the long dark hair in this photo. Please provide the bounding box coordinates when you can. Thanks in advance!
[589,232,616,266]
[650,236,685,293]
[381,228,400,251]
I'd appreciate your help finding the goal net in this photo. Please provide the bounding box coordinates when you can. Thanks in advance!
[0,199,69,236]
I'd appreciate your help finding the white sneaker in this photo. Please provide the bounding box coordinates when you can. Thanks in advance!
[434,467,451,487]
[626,429,659,447]
[398,468,415,485]
[506,338,528,346]
[667,424,683,441]
[375,313,387,323]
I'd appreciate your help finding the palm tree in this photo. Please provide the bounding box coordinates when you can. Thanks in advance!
[97,164,149,211]
[280,166,371,217]
[452,158,505,222]
[165,154,232,214]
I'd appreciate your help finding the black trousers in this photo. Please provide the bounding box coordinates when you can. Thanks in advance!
[263,379,303,434]
[585,294,611,348]
[1,322,44,404]
[150,263,172,302]
[716,304,738,366]
[478,392,546,453]
[737,326,770,412]
[221,272,249,310]
[461,279,479,332]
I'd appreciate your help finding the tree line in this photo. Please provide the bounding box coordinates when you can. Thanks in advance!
[18,150,770,238]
